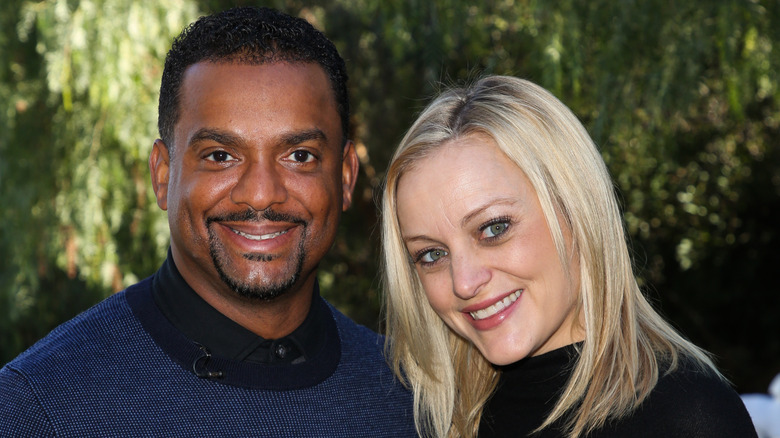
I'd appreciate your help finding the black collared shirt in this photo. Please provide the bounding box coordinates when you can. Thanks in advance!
[152,251,326,365]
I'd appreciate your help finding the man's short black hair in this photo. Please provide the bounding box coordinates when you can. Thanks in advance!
[158,7,349,151]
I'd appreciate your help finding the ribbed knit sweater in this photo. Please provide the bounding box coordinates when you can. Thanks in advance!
[0,276,416,437]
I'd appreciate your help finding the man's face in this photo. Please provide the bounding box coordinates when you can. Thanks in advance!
[150,62,357,302]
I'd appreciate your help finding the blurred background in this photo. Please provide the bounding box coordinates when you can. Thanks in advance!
[1,0,778,395]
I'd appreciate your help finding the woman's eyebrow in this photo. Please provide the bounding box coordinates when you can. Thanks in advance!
[460,197,518,228]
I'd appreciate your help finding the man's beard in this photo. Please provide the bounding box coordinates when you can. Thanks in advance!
[206,208,307,301]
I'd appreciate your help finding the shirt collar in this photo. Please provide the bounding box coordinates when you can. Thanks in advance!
[152,250,326,365]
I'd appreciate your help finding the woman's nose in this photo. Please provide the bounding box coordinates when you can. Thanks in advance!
[450,251,491,300]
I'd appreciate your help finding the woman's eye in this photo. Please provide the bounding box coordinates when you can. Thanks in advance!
[289,150,315,163]
[482,222,509,238]
[205,151,235,162]
[420,249,448,263]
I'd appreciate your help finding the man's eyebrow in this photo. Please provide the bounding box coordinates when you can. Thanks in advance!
[188,128,242,148]
[279,129,327,146]
[187,128,328,150]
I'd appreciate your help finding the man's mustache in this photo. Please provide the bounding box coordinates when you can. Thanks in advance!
[206,208,307,226]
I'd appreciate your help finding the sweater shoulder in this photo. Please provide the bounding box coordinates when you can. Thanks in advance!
[3,278,151,378]
[615,360,758,437]
[325,302,406,390]
[0,366,56,437]
[327,302,385,353]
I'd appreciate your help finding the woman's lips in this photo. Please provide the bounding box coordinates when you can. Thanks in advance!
[466,289,523,320]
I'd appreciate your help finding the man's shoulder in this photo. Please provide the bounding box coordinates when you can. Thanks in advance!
[0,364,55,437]
[324,300,385,352]
[0,281,153,436]
[321,299,404,382]
[3,278,152,378]
[317,299,415,433]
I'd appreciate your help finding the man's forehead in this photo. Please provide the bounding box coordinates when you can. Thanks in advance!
[174,62,341,151]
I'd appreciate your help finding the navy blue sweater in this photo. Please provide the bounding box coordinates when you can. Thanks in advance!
[0,277,416,437]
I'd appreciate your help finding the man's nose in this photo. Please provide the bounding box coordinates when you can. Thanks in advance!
[230,159,288,211]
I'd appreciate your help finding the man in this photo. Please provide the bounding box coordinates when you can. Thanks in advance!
[0,7,415,437]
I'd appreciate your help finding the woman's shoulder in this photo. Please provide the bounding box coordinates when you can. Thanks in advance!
[612,358,758,437]
[652,358,744,409]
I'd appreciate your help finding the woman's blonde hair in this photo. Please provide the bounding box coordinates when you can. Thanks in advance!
[380,75,719,438]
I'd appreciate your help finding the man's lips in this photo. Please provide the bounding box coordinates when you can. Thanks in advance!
[220,220,297,240]
[215,221,301,249]
[463,290,523,321]
[228,227,289,241]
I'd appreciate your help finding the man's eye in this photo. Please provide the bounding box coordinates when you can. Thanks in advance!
[420,249,448,264]
[482,222,509,238]
[289,150,315,163]
[205,151,235,162]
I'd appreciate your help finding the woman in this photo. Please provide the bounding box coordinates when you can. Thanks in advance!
[380,76,756,437]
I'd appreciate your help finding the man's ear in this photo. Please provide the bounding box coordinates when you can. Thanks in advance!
[149,139,171,211]
[341,140,359,211]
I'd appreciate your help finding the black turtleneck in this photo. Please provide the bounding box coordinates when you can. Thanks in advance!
[479,343,578,437]
[152,251,326,365]
[478,343,757,438]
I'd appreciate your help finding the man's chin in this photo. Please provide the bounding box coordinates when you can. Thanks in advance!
[230,282,294,301]
[208,229,307,302]
[218,265,298,300]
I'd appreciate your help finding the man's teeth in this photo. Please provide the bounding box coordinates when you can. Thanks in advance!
[470,290,522,321]
[231,229,287,241]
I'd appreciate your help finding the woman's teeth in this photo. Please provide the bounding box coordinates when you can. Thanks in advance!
[470,290,522,320]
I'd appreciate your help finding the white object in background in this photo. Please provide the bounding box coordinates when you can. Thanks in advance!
[742,373,780,438]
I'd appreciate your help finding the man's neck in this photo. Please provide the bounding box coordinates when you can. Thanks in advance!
[153,252,330,365]
[169,248,316,339]
[192,276,315,339]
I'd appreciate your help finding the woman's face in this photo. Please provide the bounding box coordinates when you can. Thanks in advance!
[396,135,583,365]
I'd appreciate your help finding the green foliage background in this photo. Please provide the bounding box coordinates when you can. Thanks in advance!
[2,0,778,393]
